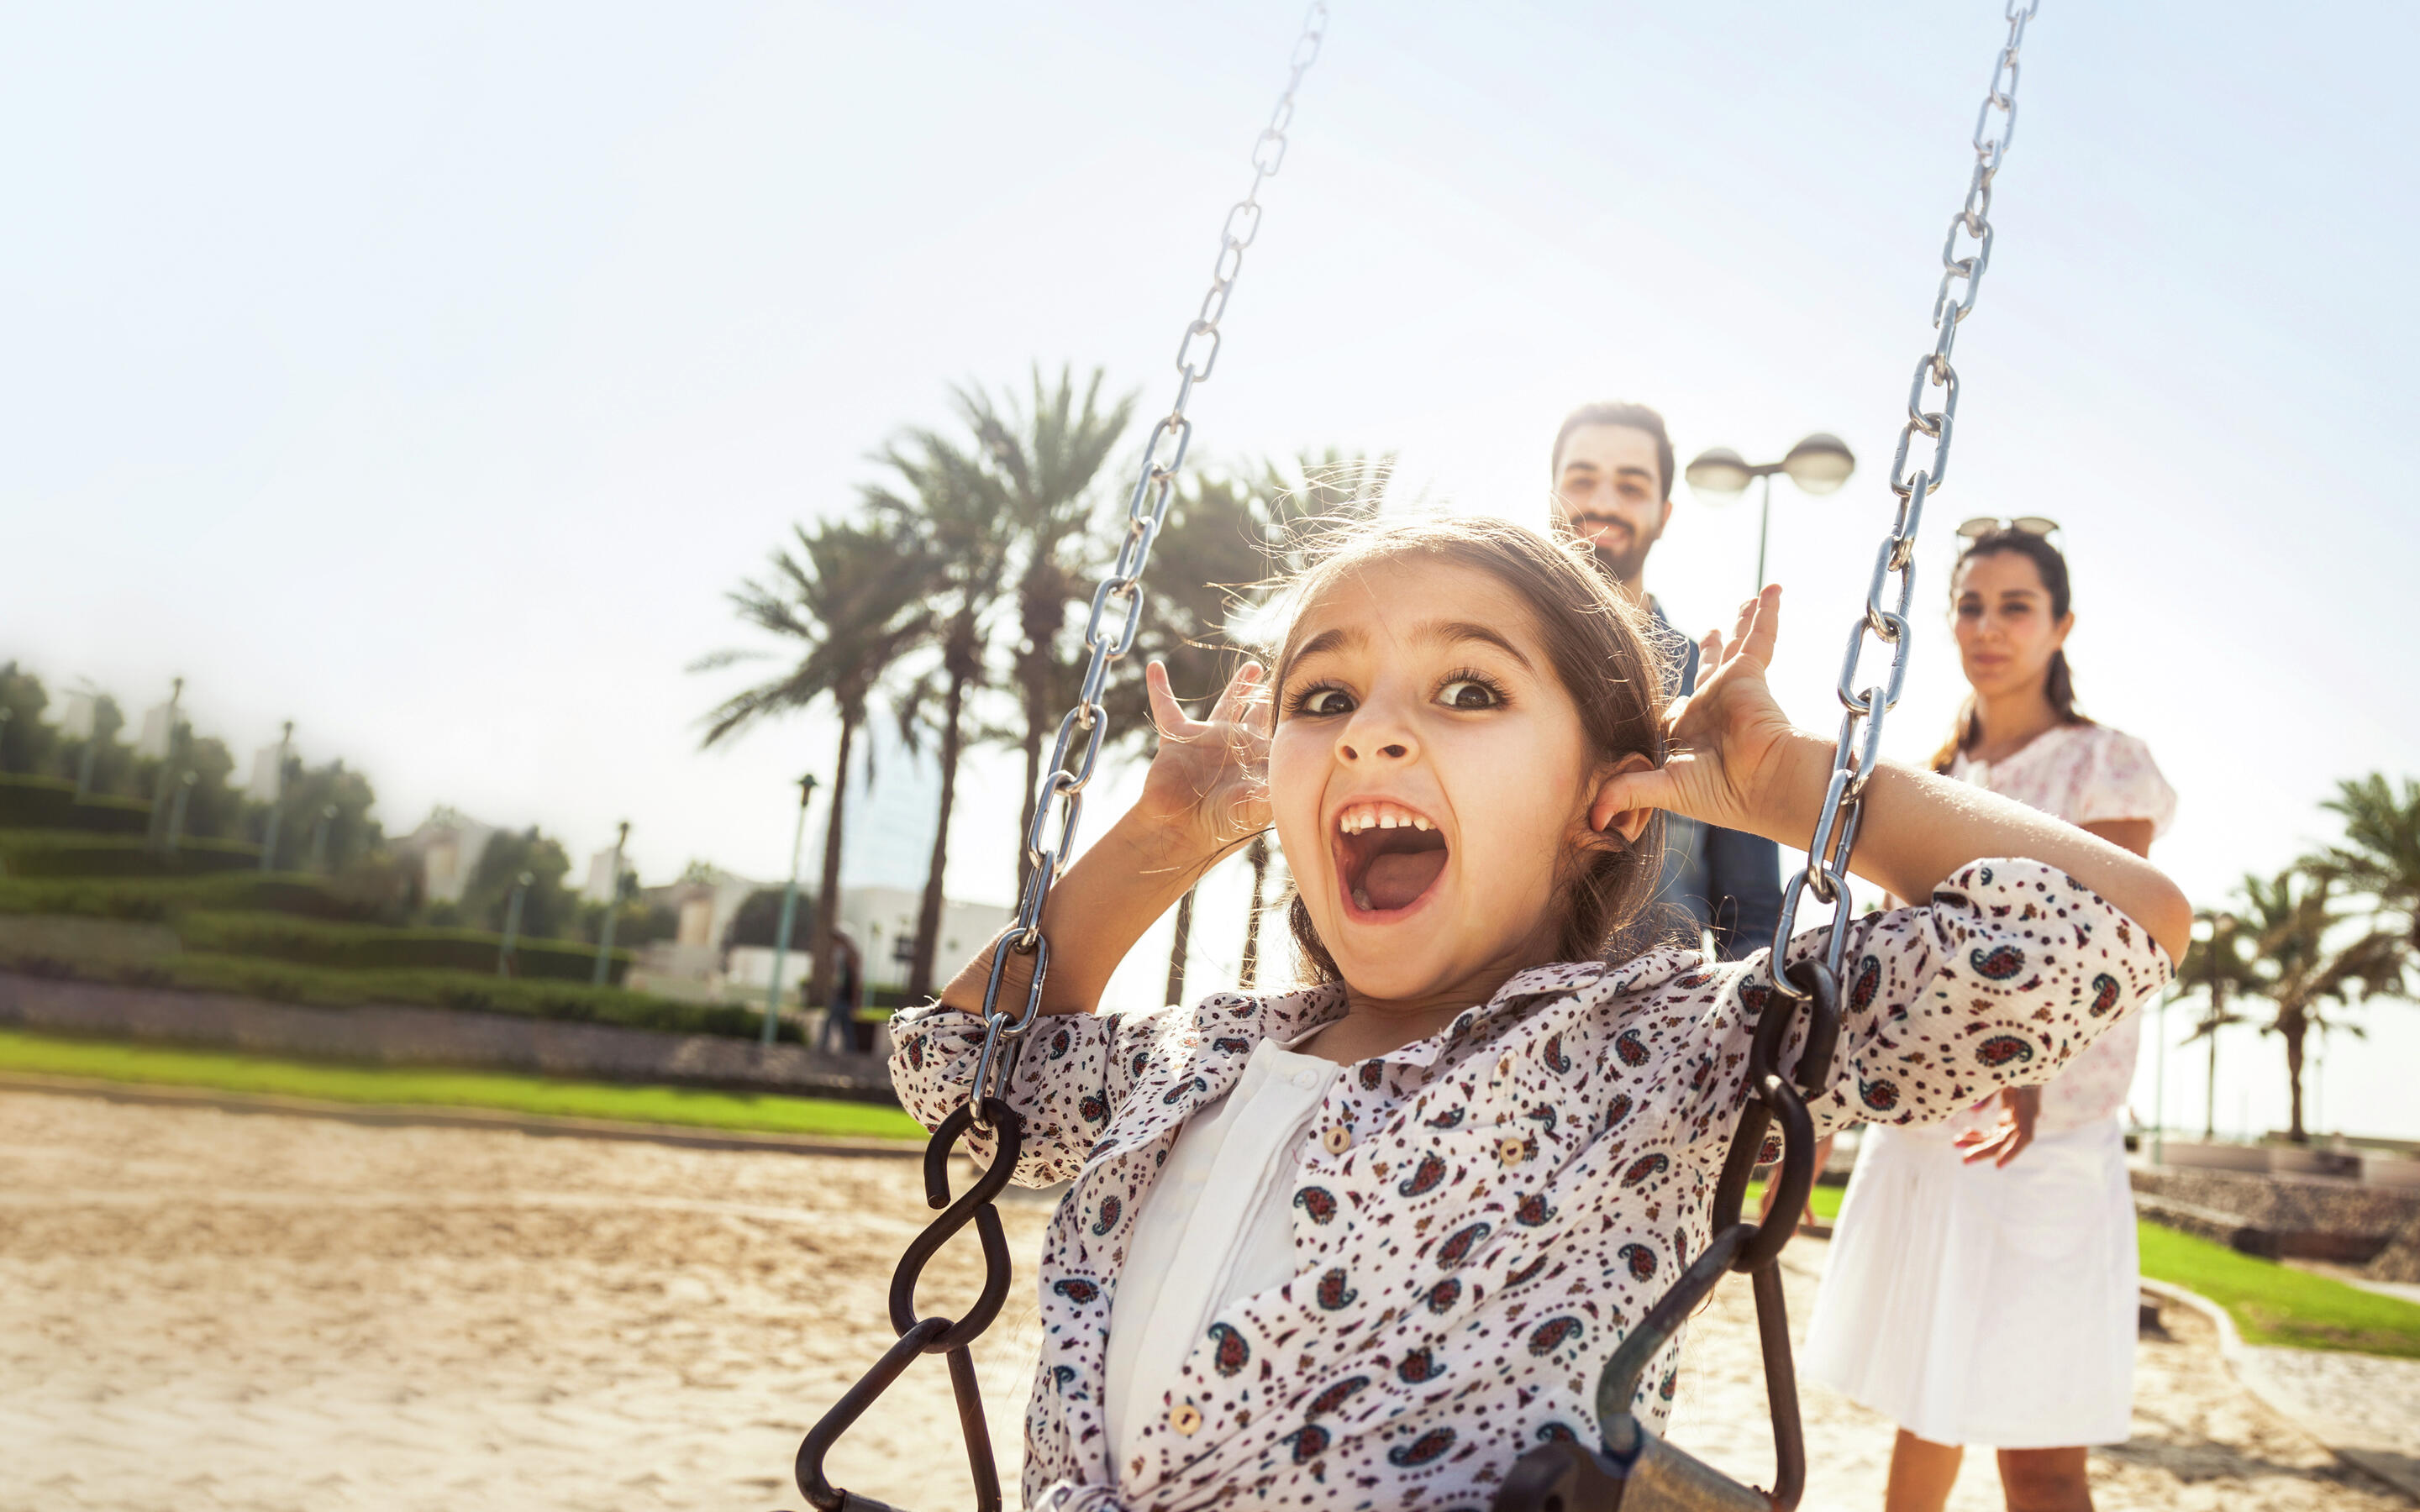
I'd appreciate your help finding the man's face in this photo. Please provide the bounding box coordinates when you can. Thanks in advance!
[1553,423,1671,586]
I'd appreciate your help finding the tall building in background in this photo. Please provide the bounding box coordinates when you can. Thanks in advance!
[134,701,176,760]
[828,719,942,895]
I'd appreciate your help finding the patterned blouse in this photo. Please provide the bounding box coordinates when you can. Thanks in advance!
[1946,723,2178,1137]
[888,859,2171,1512]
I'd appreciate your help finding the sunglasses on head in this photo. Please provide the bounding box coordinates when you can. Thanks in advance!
[1955,515,2059,542]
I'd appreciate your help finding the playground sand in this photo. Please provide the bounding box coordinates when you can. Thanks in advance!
[0,1089,2407,1512]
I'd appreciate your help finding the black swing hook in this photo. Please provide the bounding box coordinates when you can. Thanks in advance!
[791,1098,1024,1512]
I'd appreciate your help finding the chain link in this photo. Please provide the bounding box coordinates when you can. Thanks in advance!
[1769,0,2039,996]
[965,3,1329,1114]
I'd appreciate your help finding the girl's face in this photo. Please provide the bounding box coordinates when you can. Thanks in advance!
[1270,556,1606,1011]
[1950,549,2073,701]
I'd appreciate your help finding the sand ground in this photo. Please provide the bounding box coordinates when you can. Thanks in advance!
[0,1089,2407,1512]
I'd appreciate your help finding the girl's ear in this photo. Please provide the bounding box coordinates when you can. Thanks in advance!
[2049,609,2075,651]
[1587,751,1659,846]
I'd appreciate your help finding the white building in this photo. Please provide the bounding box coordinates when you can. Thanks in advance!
[712,885,1012,1003]
[388,807,502,907]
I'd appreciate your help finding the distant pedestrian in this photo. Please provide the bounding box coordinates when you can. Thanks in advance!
[1804,522,2177,1512]
[818,932,862,1056]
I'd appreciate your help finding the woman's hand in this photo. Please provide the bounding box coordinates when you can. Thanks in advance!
[1592,585,1809,838]
[1956,1084,2040,1167]
[1131,659,1272,876]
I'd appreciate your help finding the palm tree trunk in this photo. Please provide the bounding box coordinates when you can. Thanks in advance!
[807,716,856,1008]
[1165,885,1195,1008]
[2283,1018,2307,1143]
[2204,996,2221,1141]
[908,636,973,1000]
[1239,834,1270,990]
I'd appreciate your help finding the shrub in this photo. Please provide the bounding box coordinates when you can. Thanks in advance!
[177,910,630,984]
[0,831,260,878]
[0,776,150,836]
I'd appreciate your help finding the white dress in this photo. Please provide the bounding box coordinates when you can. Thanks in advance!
[1802,722,2176,1449]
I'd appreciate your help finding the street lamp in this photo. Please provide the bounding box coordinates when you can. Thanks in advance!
[592,820,630,987]
[498,870,534,978]
[166,769,198,857]
[310,803,339,872]
[259,720,293,874]
[1683,433,1857,594]
[763,773,819,1047]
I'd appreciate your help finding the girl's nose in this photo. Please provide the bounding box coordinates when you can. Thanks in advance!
[1337,701,1417,764]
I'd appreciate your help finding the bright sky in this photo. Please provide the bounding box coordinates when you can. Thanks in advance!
[7,3,2417,1138]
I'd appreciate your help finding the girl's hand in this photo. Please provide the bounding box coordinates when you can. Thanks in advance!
[1593,585,1806,838]
[1131,659,1272,874]
[1956,1084,2040,1167]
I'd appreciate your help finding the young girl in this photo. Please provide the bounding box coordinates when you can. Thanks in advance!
[890,517,2187,1512]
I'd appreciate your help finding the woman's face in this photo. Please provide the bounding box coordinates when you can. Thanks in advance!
[1270,556,1602,1010]
[1951,549,2073,701]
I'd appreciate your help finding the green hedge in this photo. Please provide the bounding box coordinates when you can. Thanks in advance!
[8,950,797,1042]
[0,775,151,836]
[0,872,374,923]
[179,909,629,985]
[0,830,260,878]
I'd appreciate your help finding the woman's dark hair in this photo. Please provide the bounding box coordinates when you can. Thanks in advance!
[1930,527,2091,773]
[1263,515,1673,981]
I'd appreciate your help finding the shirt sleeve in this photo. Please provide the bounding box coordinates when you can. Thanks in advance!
[2073,728,2179,837]
[887,1000,1160,1185]
[1743,858,2173,1137]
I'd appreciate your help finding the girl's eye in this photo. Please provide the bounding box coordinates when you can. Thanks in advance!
[1438,678,1502,711]
[1295,685,1356,717]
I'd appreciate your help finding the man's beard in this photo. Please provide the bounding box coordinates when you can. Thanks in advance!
[1585,529,1652,585]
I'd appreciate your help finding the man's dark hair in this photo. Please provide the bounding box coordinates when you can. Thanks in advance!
[1551,401,1675,501]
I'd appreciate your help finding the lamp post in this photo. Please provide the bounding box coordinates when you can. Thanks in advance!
[310,803,339,872]
[166,769,197,857]
[763,774,819,1047]
[145,676,185,855]
[592,820,630,987]
[259,720,293,873]
[1682,433,1857,594]
[498,870,534,978]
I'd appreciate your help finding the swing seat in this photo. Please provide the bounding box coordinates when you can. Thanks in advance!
[1493,1428,1777,1512]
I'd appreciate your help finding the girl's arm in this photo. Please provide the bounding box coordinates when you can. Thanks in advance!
[1594,587,2191,963]
[937,660,1270,1019]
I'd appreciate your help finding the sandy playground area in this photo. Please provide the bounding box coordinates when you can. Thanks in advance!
[0,1085,2408,1512]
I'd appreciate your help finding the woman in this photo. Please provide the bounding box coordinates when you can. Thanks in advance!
[1802,524,2176,1512]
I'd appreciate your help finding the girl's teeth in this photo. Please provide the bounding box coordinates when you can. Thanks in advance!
[1379,814,1397,829]
[1413,817,1430,832]
[1353,887,1373,911]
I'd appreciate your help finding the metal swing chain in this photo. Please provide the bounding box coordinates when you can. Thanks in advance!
[1768,0,2039,994]
[791,10,1328,1511]
[967,1,1331,1121]
[1498,7,2044,1510]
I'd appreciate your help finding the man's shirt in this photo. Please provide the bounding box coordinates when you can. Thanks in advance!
[1647,598,1784,960]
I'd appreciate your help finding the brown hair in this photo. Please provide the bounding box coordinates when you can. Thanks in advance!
[1929,527,2091,773]
[1550,400,1675,500]
[1264,515,1673,981]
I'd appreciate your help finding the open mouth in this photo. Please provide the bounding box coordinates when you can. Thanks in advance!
[1333,802,1449,917]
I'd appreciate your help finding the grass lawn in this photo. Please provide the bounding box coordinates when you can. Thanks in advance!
[1749,1177,2420,1358]
[0,1029,927,1142]
[2136,1221,2420,1358]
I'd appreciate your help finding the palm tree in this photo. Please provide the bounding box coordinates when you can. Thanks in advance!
[697,516,934,1007]
[2235,867,2404,1142]
[2316,771,2420,963]
[1123,451,1396,1002]
[868,428,1014,1000]
[2174,907,2255,1139]
[953,365,1138,903]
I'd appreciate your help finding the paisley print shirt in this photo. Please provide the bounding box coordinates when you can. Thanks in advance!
[887,859,2170,1512]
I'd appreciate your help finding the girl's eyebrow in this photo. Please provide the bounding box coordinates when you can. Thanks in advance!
[1421,620,1534,669]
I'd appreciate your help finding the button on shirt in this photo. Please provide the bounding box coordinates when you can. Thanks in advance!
[1104,1035,1341,1475]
